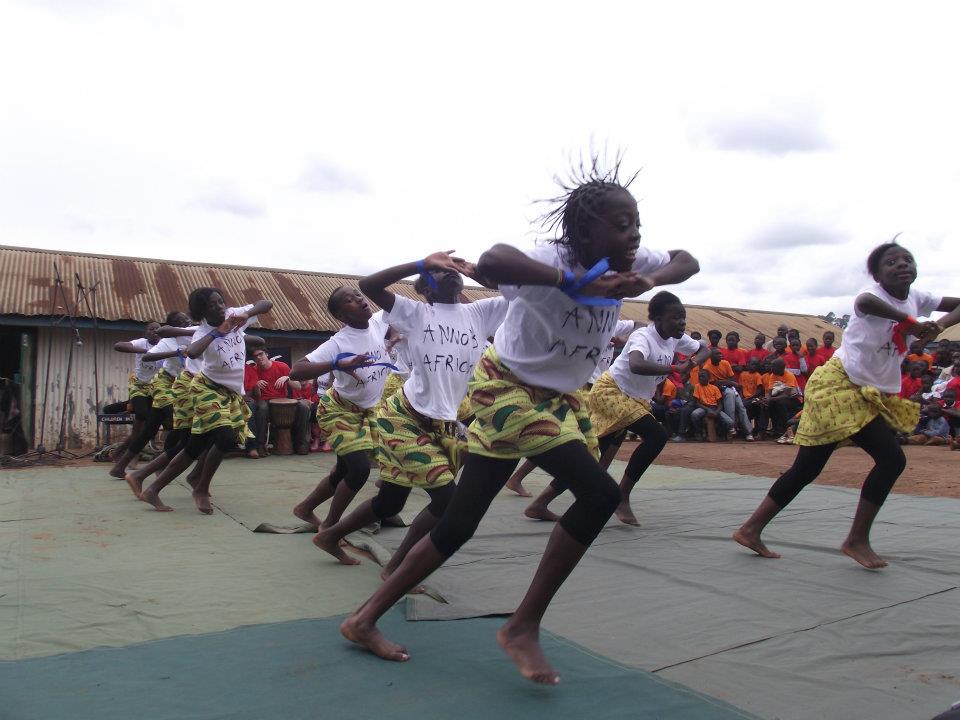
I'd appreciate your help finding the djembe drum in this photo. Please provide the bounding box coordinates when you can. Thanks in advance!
[268,398,298,455]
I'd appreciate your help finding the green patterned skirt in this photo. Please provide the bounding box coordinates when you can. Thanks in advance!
[316,389,379,456]
[467,346,598,460]
[190,372,252,444]
[376,388,465,488]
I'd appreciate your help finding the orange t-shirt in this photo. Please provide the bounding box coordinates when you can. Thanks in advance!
[739,371,763,399]
[693,383,722,406]
[660,378,677,401]
[762,371,798,395]
[697,359,734,384]
[906,352,934,368]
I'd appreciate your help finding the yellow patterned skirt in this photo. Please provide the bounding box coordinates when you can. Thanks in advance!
[190,372,252,444]
[588,372,652,439]
[171,371,197,430]
[467,346,599,460]
[316,388,379,456]
[382,373,406,400]
[128,374,153,401]
[456,395,473,422]
[795,356,919,446]
[148,371,177,410]
[376,388,465,488]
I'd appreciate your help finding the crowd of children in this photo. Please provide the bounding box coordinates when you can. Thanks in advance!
[102,156,960,688]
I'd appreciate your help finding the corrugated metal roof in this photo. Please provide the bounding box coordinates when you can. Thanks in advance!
[0,244,844,340]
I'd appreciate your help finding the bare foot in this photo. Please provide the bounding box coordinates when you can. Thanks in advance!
[841,539,888,569]
[292,503,322,529]
[732,527,780,558]
[506,477,533,497]
[140,486,173,512]
[313,531,360,565]
[379,567,425,594]
[192,491,213,515]
[524,504,560,522]
[123,473,143,499]
[615,501,640,526]
[340,614,409,662]
[496,622,559,685]
[108,465,127,479]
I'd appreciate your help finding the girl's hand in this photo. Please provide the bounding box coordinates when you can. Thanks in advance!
[615,272,656,298]
[338,354,374,371]
[912,320,942,344]
[423,251,463,273]
[675,360,693,376]
[455,259,498,290]
[577,273,631,298]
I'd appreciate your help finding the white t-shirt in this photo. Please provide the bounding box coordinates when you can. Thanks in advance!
[304,311,391,409]
[609,326,701,400]
[495,243,671,392]
[180,325,203,375]
[589,319,636,384]
[834,283,941,394]
[196,305,257,395]
[152,335,191,376]
[130,337,161,382]
[388,337,413,381]
[385,295,509,420]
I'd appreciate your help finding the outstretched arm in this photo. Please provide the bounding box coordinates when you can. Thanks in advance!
[359,252,463,312]
[855,293,939,337]
[114,341,146,354]
[289,354,372,381]
[157,326,196,339]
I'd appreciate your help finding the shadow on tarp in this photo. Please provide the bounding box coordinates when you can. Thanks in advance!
[0,605,757,720]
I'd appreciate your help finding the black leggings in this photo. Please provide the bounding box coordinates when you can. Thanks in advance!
[371,480,455,520]
[130,395,152,422]
[127,406,173,455]
[162,428,190,460]
[550,414,667,492]
[431,441,620,556]
[329,451,371,492]
[768,415,906,508]
[184,427,239,458]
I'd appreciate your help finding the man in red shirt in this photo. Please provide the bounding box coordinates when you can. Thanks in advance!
[244,348,311,456]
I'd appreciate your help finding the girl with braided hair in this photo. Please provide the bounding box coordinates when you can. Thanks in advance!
[735,241,960,568]
[339,155,699,685]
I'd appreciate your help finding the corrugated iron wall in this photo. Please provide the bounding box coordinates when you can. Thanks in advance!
[31,331,331,448]
[33,328,133,449]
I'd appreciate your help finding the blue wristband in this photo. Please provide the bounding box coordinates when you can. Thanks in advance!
[559,258,620,307]
[175,348,186,361]
[415,259,440,291]
[333,352,399,373]
[208,330,225,340]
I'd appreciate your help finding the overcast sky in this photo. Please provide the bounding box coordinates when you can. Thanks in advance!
[2,1,959,317]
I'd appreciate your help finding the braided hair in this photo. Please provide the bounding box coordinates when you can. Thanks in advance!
[537,149,639,267]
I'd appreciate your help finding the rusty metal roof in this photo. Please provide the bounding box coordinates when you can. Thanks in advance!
[0,244,843,340]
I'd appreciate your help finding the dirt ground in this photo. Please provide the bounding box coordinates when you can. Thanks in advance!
[618,439,960,499]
